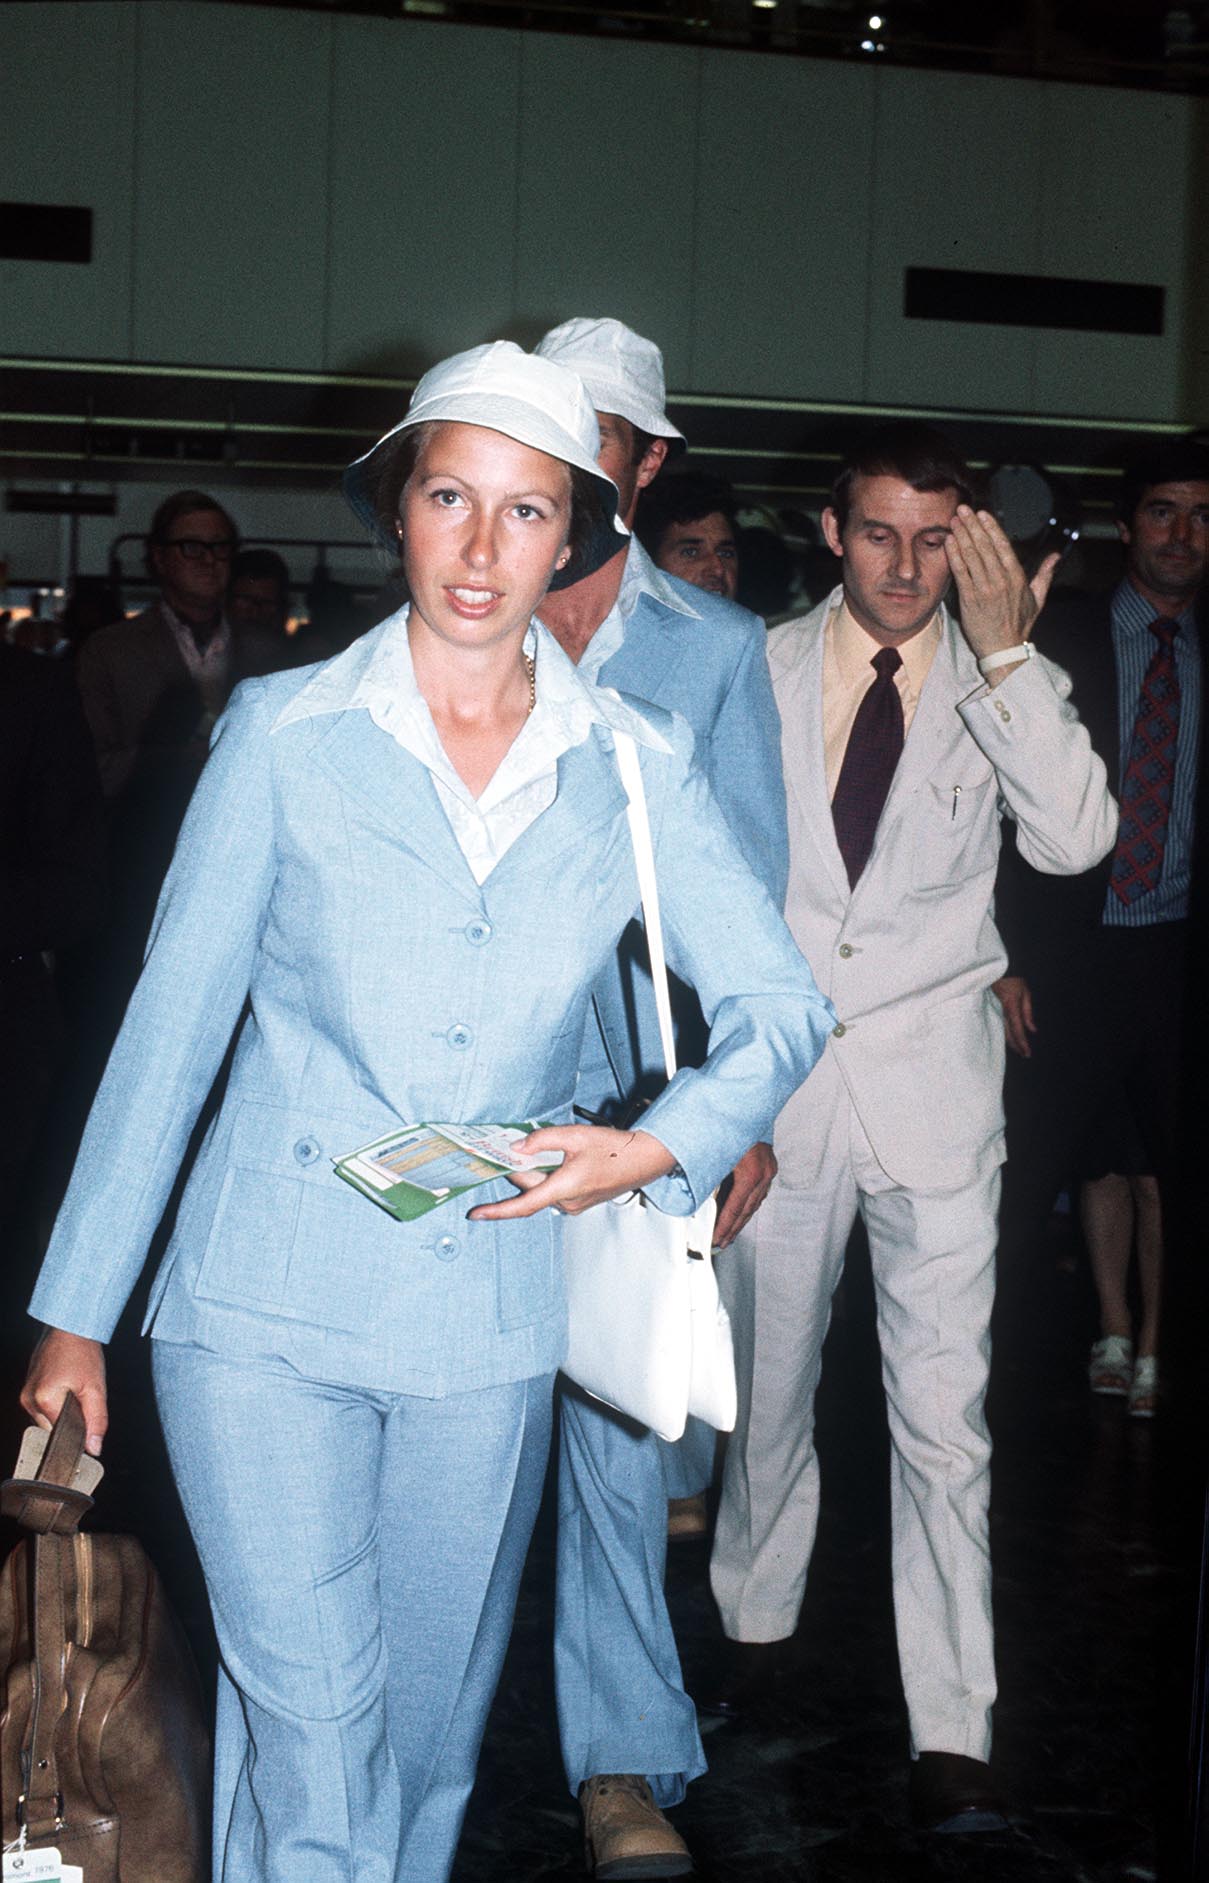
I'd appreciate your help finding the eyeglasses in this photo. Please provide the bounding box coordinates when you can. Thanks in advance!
[162,537,237,562]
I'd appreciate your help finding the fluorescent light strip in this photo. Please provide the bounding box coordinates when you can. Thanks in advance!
[0,357,1194,436]
[1,426,1143,485]
[0,355,416,392]
[0,411,374,439]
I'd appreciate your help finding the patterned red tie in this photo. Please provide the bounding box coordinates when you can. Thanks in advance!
[1110,616,1181,906]
[832,646,904,888]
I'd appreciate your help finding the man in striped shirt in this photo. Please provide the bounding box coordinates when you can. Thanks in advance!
[993,437,1209,1417]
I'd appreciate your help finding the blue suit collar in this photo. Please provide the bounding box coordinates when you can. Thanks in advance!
[310,709,629,909]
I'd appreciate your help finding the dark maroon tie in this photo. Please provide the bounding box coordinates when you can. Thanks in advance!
[832,646,904,888]
[1110,616,1181,906]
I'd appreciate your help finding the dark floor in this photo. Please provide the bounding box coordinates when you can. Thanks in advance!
[2,1217,1205,1883]
[454,1227,1206,1883]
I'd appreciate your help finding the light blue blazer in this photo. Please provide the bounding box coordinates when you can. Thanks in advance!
[31,621,832,1399]
[575,551,789,1106]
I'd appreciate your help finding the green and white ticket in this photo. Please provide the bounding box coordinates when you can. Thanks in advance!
[334,1122,561,1222]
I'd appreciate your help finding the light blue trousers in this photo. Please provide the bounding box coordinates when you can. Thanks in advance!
[555,1387,707,1809]
[152,1342,554,1883]
[659,1417,716,1501]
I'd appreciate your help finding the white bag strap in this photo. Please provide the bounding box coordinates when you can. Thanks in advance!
[612,731,677,1083]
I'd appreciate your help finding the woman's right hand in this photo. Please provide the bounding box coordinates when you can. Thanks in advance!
[21,1328,108,1458]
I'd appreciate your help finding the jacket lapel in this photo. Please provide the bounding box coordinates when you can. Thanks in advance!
[776,614,850,901]
[145,604,192,686]
[311,709,630,901]
[486,733,628,887]
[312,710,483,907]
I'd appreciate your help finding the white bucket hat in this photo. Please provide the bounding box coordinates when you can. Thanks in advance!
[342,340,629,587]
[535,318,686,451]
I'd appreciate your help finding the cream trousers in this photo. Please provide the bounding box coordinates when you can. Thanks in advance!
[711,1088,999,1761]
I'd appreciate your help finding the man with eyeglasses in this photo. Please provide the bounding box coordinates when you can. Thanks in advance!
[76,489,244,802]
[73,492,288,1046]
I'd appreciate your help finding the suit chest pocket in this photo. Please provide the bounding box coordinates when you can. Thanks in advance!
[913,773,996,891]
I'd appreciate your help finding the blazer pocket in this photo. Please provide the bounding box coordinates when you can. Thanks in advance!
[195,1170,374,1334]
[195,1165,305,1315]
[496,1214,560,1334]
[913,774,996,891]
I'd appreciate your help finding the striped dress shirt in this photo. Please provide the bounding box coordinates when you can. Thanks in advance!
[1103,578,1201,927]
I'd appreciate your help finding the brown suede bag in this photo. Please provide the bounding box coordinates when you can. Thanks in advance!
[0,1394,210,1880]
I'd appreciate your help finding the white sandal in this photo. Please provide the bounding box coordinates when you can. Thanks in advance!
[1128,1354,1159,1419]
[1088,1335,1133,1397]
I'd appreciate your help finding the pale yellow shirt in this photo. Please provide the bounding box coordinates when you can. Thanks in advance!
[823,598,942,800]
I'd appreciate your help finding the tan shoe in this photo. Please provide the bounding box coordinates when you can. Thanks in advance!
[579,1774,693,1878]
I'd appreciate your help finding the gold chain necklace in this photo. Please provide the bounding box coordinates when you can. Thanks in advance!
[524,652,536,716]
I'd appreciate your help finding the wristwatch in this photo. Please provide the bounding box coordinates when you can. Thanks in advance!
[977,642,1035,676]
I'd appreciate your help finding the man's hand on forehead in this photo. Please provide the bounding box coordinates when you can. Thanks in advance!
[946,506,1059,665]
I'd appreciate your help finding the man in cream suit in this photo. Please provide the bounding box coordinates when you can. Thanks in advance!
[710,424,1117,1830]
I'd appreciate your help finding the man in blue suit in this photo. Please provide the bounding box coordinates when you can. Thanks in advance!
[535,317,788,1878]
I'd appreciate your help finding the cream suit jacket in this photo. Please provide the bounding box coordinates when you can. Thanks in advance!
[769,590,1118,1192]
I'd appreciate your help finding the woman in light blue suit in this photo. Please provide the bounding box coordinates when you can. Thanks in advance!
[23,343,834,1883]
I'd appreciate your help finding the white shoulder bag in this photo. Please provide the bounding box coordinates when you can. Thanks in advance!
[559,730,738,1443]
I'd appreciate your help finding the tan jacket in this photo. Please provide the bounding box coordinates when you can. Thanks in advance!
[769,590,1118,1190]
[76,605,278,800]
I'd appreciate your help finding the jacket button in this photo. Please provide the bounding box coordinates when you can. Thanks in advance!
[446,1023,472,1049]
[832,1022,848,1039]
[465,919,492,946]
[838,943,854,959]
[434,1235,459,1262]
[293,1137,320,1165]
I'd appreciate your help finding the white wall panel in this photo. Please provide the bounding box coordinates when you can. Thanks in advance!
[0,2,138,360]
[514,37,699,385]
[131,2,330,368]
[865,68,1044,412]
[2,4,1203,428]
[693,52,874,401]
[1033,85,1191,421]
[327,19,521,376]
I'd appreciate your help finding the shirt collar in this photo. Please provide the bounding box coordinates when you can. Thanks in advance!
[1113,578,1198,639]
[160,597,230,656]
[831,592,942,692]
[270,603,673,754]
[619,536,701,623]
[571,535,700,684]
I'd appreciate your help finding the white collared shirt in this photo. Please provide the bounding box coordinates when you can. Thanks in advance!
[572,538,700,686]
[272,605,671,885]
[161,599,231,708]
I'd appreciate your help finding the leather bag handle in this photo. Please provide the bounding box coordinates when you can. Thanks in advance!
[1,1391,94,1535]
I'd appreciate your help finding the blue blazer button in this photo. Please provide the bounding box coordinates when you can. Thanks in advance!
[435,1235,459,1262]
[293,1137,320,1165]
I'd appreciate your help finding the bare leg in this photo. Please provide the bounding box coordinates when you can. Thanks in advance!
[1080,1173,1134,1341]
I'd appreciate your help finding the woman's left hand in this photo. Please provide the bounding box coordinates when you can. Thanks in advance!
[467,1125,677,1221]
